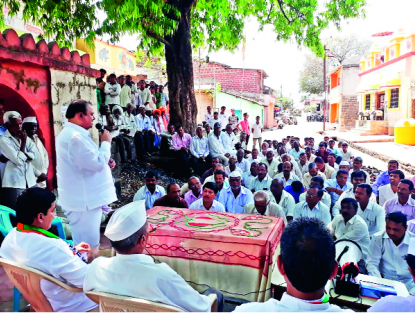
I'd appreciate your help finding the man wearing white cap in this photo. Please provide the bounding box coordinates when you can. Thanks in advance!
[22,116,49,188]
[368,236,415,312]
[218,171,253,213]
[330,161,351,182]
[84,200,223,312]
[56,100,117,248]
[0,111,37,209]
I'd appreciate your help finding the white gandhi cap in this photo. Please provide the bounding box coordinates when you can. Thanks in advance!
[22,116,37,124]
[105,200,147,241]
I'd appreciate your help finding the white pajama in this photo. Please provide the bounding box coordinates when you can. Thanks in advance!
[65,207,103,248]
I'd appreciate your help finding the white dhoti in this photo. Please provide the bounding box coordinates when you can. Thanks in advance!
[65,207,103,248]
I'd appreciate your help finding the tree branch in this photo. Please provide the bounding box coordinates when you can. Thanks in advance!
[277,0,292,24]
[265,4,273,22]
[146,29,173,49]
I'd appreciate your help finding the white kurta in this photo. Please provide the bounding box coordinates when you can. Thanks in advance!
[55,122,117,212]
[0,229,97,312]
[30,135,49,188]
[83,254,212,312]
[0,129,37,188]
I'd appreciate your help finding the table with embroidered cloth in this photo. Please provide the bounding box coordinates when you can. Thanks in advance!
[145,207,285,302]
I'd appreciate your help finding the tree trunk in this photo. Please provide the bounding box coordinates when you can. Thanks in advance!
[164,6,197,134]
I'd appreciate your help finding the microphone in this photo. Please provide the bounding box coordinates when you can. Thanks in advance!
[95,123,104,134]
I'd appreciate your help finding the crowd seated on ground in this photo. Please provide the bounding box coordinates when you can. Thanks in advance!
[0,94,415,312]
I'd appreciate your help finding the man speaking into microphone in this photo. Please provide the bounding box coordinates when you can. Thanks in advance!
[56,100,117,248]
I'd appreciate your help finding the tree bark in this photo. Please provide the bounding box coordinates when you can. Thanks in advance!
[164,5,197,134]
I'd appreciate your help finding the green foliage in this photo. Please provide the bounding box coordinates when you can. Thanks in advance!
[277,96,294,111]
[303,103,318,113]
[1,0,366,58]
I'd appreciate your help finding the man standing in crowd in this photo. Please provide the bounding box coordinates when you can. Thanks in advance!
[133,171,165,210]
[204,106,212,122]
[135,106,155,157]
[158,85,169,108]
[190,125,211,176]
[153,183,188,208]
[235,218,347,312]
[138,80,152,108]
[384,179,415,221]
[228,108,239,130]
[104,74,121,109]
[0,111,37,209]
[251,116,263,151]
[189,182,225,212]
[207,111,220,129]
[238,112,250,147]
[22,117,49,188]
[219,106,228,129]
[56,100,117,248]
[119,76,132,109]
[366,212,415,294]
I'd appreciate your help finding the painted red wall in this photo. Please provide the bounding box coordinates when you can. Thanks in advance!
[0,59,54,189]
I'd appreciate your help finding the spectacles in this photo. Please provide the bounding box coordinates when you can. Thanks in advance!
[307,193,317,197]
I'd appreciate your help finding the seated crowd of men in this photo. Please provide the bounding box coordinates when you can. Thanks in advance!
[0,98,416,312]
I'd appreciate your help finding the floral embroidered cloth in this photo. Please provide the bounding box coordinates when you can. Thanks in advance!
[146,207,285,301]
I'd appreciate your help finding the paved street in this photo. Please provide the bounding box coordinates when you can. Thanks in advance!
[259,116,389,172]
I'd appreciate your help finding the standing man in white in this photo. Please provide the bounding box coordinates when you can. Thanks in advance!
[56,100,117,248]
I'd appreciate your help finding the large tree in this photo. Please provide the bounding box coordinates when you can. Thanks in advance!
[1,0,366,133]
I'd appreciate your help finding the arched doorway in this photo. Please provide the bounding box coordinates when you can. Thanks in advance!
[0,84,54,189]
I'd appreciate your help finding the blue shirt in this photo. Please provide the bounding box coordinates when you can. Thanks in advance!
[160,92,169,107]
[328,147,341,157]
[325,179,353,205]
[133,185,166,210]
[218,186,253,213]
[372,170,390,196]
[284,185,305,204]
[289,148,305,162]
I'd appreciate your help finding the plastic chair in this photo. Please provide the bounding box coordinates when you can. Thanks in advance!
[0,258,83,312]
[85,291,218,312]
[0,204,72,311]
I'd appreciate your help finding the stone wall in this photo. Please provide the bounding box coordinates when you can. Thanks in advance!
[340,95,359,129]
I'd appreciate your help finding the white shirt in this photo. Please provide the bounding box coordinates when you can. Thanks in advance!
[56,122,117,211]
[378,184,397,206]
[204,112,212,122]
[153,117,166,134]
[31,135,49,182]
[221,132,237,154]
[297,161,309,175]
[104,83,121,105]
[367,294,415,312]
[290,159,303,179]
[207,118,220,129]
[332,187,377,217]
[251,123,263,138]
[226,165,243,176]
[366,230,415,293]
[190,136,210,158]
[0,229,97,312]
[274,172,301,187]
[234,292,351,312]
[133,185,166,210]
[236,159,250,173]
[219,113,228,129]
[293,201,331,225]
[300,191,331,209]
[123,112,138,137]
[218,186,254,213]
[136,114,155,131]
[327,214,370,259]
[350,169,371,184]
[0,129,37,189]
[260,158,280,178]
[249,175,272,192]
[357,201,385,236]
[268,190,296,217]
[208,133,226,157]
[244,203,287,223]
[189,198,226,212]
[247,156,261,164]
[139,88,152,105]
[83,254,212,312]
[339,149,353,162]
[242,172,256,189]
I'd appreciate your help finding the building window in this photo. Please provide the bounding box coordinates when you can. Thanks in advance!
[390,88,399,109]
[365,94,371,110]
